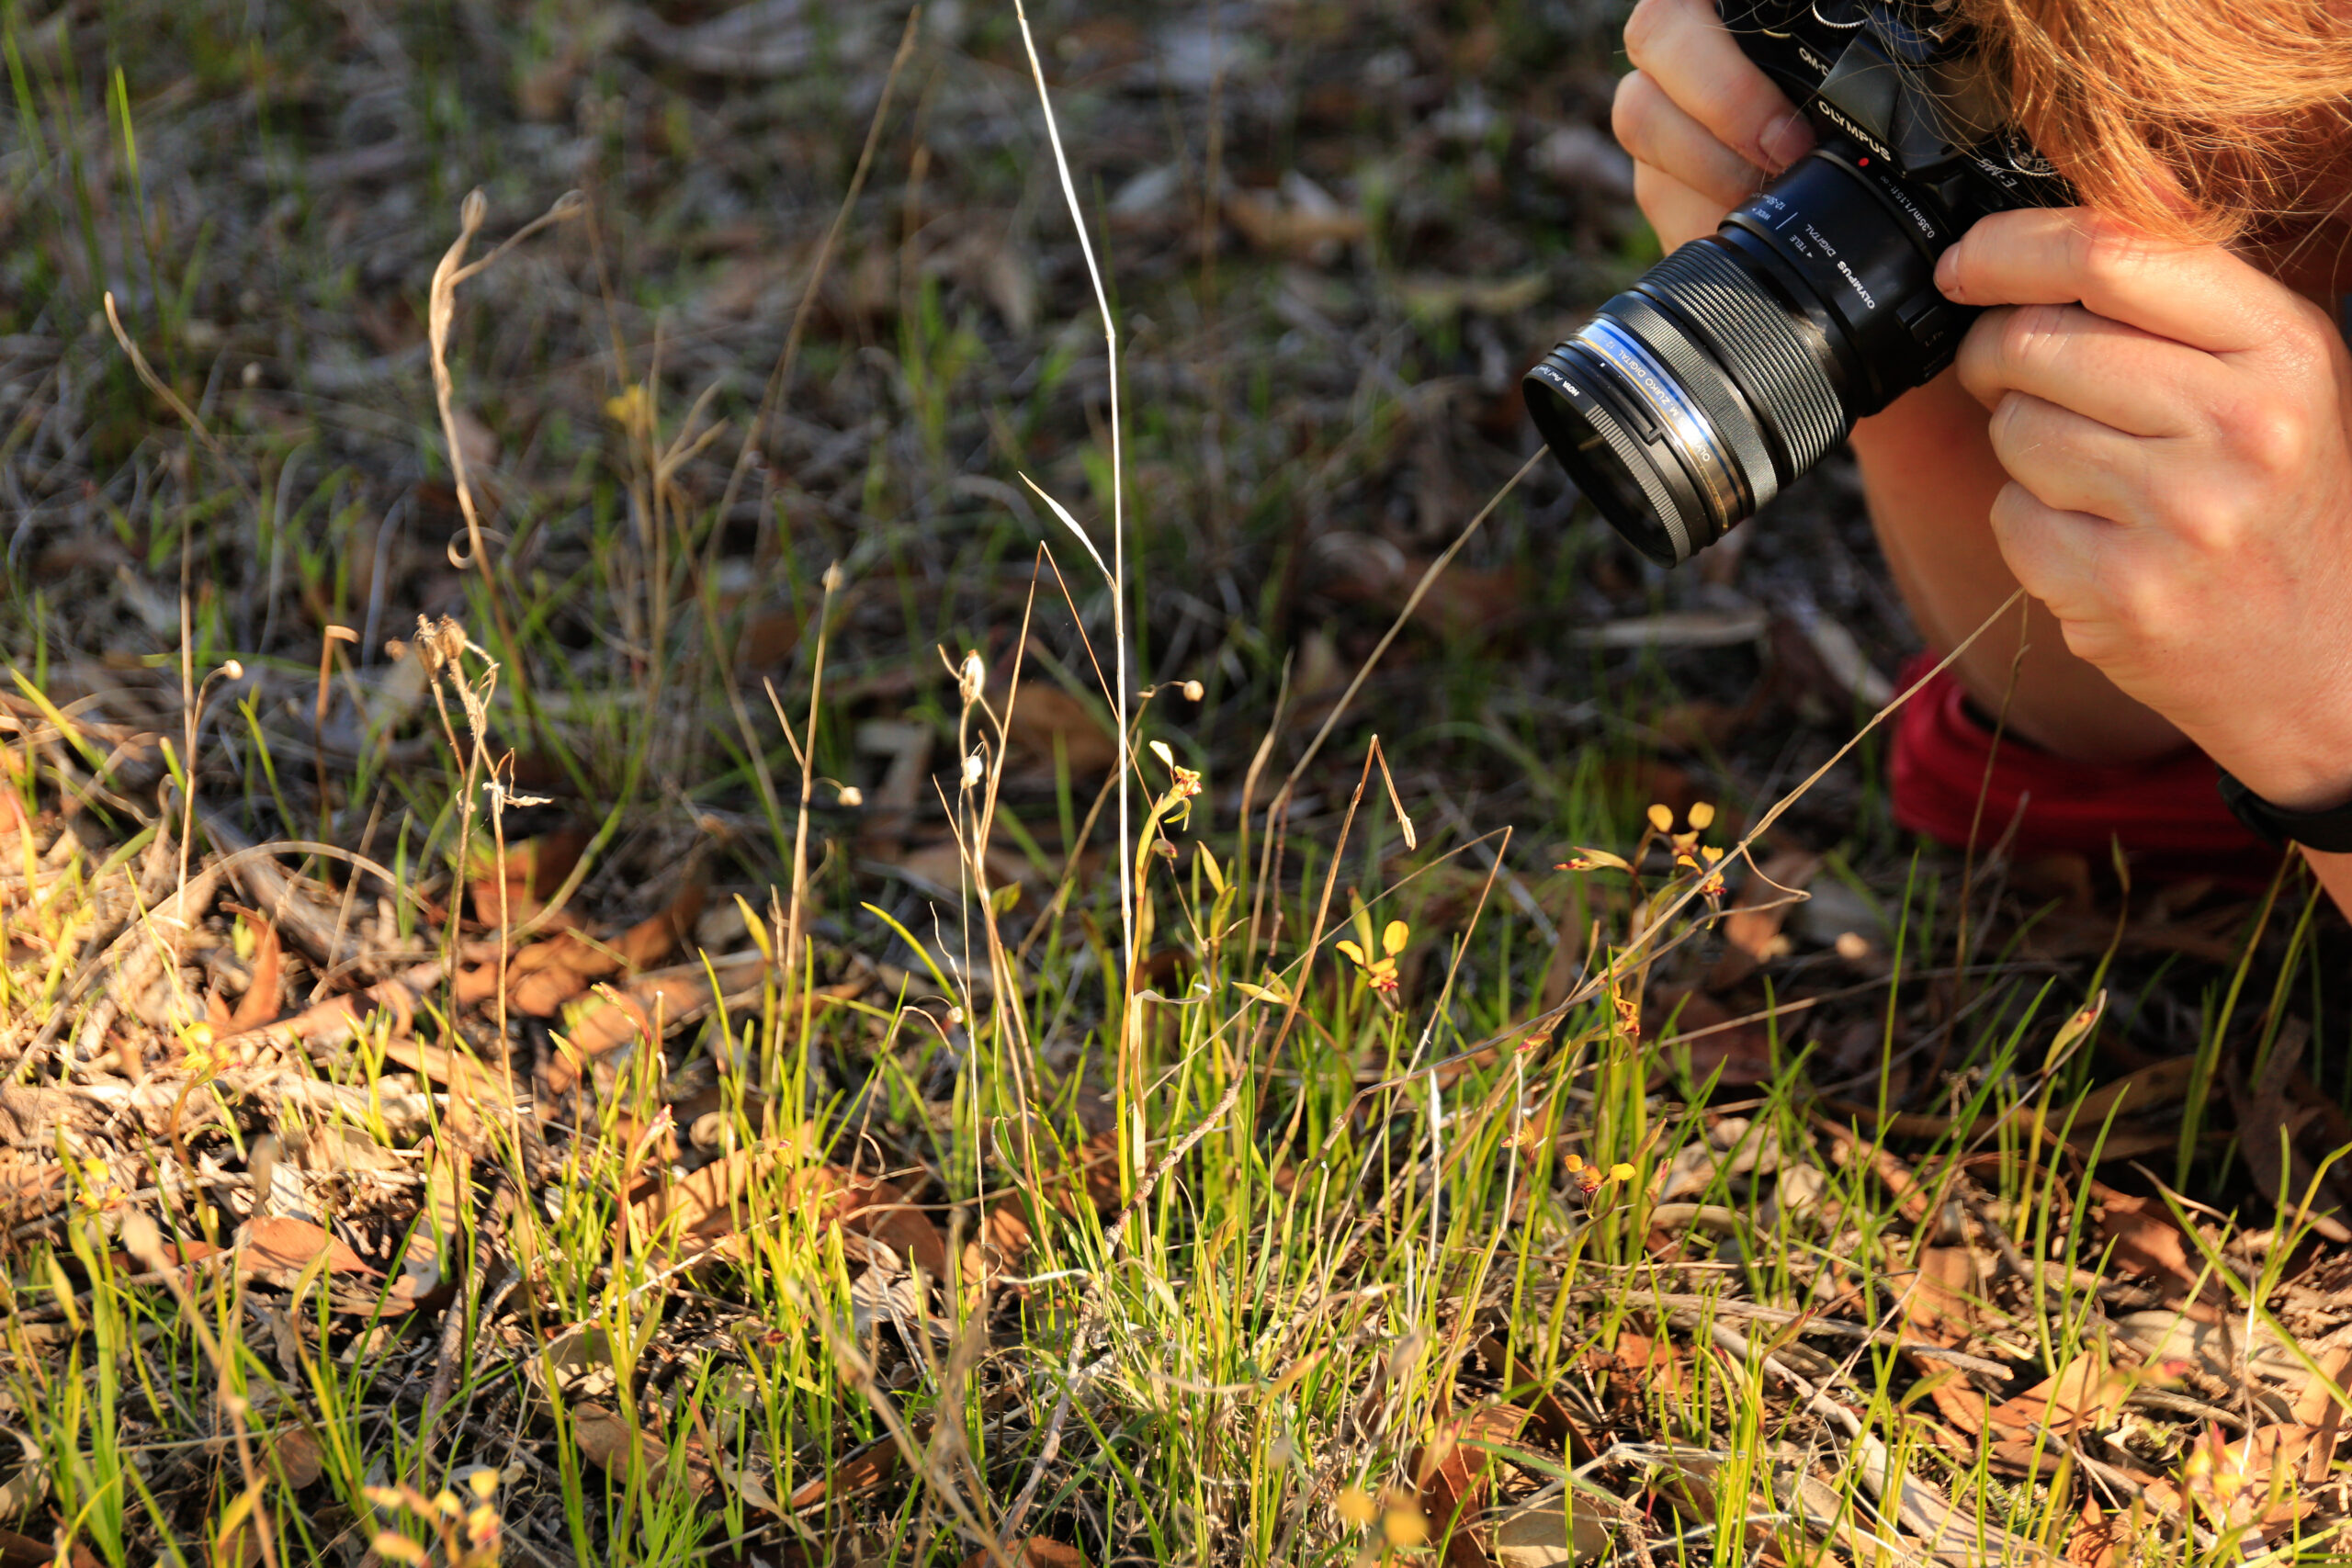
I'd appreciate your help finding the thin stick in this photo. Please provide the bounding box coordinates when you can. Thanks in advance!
[711,9,922,532]
[767,560,840,1010]
[1012,0,1136,1176]
[1273,448,1543,807]
[1453,588,2034,1058]
[1250,450,1542,955]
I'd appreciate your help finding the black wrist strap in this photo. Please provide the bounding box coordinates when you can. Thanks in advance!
[2218,768,2352,854]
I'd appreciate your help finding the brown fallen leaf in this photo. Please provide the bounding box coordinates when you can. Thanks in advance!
[785,1429,913,1509]
[1317,541,1523,641]
[1704,852,1819,991]
[1985,1347,2189,1440]
[104,1235,225,1281]
[960,1198,1036,1291]
[798,1166,950,1279]
[2090,1181,2211,1302]
[958,1131,1124,1290]
[503,872,707,1018]
[892,839,1035,899]
[0,1531,99,1568]
[553,972,715,1068]
[1223,174,1365,262]
[1604,1330,1684,1396]
[1003,682,1119,778]
[735,608,801,671]
[1473,1335,1590,1463]
[2172,1422,2320,1529]
[243,1214,378,1284]
[1894,1247,1989,1348]
[375,1036,514,1137]
[2064,1497,2125,1568]
[217,957,441,1055]
[961,1540,1090,1568]
[571,1401,714,1494]
[1647,987,1776,1088]
[268,1427,324,1489]
[1490,1499,1610,1567]
[2229,1021,2352,1243]
[468,829,590,930]
[227,915,285,1034]
[1416,1405,1532,1568]
[628,1153,947,1277]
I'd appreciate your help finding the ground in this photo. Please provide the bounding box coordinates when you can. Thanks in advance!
[3,1,2350,1565]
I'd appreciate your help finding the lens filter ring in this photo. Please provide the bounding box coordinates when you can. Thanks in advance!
[1524,348,1697,565]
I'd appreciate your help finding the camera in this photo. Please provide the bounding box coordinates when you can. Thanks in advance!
[1525,0,2072,566]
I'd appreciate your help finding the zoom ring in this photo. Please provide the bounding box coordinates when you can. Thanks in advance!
[1638,240,1846,473]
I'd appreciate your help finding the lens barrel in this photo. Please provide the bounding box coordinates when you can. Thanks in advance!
[1527,148,1959,565]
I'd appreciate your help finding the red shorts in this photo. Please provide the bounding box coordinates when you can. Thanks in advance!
[1888,656,2282,884]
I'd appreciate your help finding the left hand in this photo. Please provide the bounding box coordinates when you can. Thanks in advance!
[1941,208,2352,810]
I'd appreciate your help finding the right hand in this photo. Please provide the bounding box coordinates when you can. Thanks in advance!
[1612,0,1818,250]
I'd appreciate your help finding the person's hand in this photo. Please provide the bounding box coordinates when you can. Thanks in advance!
[1612,0,1816,250]
[1943,208,2352,811]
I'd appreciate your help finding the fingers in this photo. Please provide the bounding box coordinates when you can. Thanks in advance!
[1985,480,2128,643]
[1633,161,1742,252]
[1937,208,2301,356]
[1982,392,2165,523]
[1955,304,2207,437]
[1622,0,1813,177]
[1612,71,1765,213]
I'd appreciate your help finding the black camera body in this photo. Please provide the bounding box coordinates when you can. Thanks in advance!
[1524,0,2074,565]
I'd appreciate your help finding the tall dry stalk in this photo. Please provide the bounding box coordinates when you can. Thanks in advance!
[1010,1,1140,1183]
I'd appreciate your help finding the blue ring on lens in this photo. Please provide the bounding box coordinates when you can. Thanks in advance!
[1576,317,1749,528]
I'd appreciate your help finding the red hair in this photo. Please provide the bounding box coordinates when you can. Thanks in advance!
[1956,0,2352,250]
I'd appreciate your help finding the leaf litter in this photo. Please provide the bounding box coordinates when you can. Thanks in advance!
[4,0,2350,1562]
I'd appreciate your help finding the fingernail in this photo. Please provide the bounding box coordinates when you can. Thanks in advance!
[1934,248,1962,299]
[1762,111,1815,171]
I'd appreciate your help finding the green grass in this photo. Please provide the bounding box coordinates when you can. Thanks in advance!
[3,0,2350,1563]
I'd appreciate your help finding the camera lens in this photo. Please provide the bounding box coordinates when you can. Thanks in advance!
[1527,149,1960,565]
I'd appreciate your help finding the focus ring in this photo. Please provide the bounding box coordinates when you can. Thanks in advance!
[1638,239,1846,473]
[1608,292,1777,519]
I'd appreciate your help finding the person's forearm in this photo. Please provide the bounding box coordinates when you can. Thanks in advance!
[1847,372,2188,764]
[2304,849,2352,920]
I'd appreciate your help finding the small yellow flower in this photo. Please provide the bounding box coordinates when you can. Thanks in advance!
[1148,739,1204,824]
[1336,919,1408,1011]
[1574,1159,1639,1198]
[605,382,654,439]
[1382,1492,1430,1548]
[1645,802,1674,833]
[1338,1486,1379,1526]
